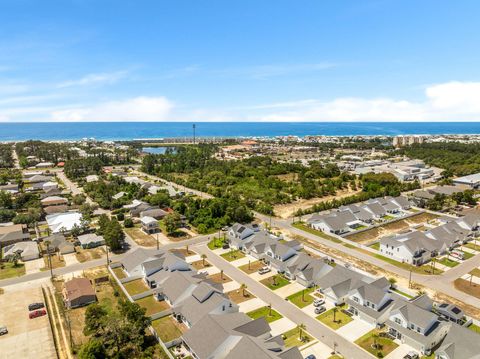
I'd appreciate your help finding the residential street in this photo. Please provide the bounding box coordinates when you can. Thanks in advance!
[194,244,374,359]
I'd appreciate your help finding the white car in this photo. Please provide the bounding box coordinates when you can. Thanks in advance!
[314,306,326,314]
[0,326,8,336]
[258,266,271,275]
[313,298,325,307]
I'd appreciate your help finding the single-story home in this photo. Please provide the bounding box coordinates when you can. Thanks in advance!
[0,224,30,246]
[3,241,40,261]
[63,277,96,308]
[77,233,105,249]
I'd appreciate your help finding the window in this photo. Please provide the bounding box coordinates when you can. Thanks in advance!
[394,318,402,325]
[353,296,359,303]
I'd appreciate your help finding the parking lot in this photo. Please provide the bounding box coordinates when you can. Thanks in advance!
[0,287,56,359]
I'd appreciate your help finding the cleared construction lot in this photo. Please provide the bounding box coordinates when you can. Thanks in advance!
[0,287,56,359]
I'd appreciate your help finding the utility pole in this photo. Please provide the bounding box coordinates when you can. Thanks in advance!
[156,232,159,250]
[105,244,109,266]
[408,266,412,288]
[193,124,196,144]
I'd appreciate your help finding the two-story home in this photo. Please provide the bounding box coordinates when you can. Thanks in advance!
[140,216,159,234]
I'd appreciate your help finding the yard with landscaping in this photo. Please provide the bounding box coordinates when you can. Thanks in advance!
[282,326,313,348]
[191,259,211,269]
[260,274,291,290]
[239,260,264,274]
[220,249,246,262]
[286,287,316,308]
[465,243,480,251]
[437,257,459,268]
[151,316,186,342]
[135,295,170,316]
[207,236,227,250]
[123,279,149,296]
[207,272,232,284]
[247,306,283,323]
[469,323,480,334]
[354,329,398,358]
[0,261,25,279]
[112,266,127,279]
[227,288,255,304]
[316,305,353,330]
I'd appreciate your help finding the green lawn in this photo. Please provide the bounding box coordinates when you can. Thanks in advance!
[282,326,313,348]
[292,223,342,243]
[355,329,398,358]
[0,262,26,280]
[286,287,316,308]
[465,243,480,251]
[220,249,246,262]
[461,250,475,260]
[392,288,414,299]
[367,251,444,275]
[260,275,291,290]
[207,237,226,250]
[317,305,353,330]
[369,242,380,250]
[123,279,149,296]
[112,267,127,279]
[437,257,459,268]
[135,295,170,316]
[151,316,185,342]
[247,306,283,323]
[469,323,480,334]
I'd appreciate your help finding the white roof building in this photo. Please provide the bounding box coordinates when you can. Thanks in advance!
[46,212,83,233]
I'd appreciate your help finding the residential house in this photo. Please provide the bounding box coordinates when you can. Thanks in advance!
[435,323,480,359]
[77,233,105,249]
[140,208,168,219]
[63,278,96,308]
[0,224,30,246]
[0,183,19,194]
[140,216,159,234]
[3,241,40,261]
[41,195,68,207]
[46,211,83,233]
[85,175,99,183]
[44,233,75,254]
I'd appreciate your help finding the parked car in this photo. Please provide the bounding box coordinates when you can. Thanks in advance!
[258,266,271,275]
[28,302,45,311]
[314,306,326,314]
[222,244,230,250]
[0,326,8,335]
[450,251,465,260]
[403,352,419,359]
[305,355,316,359]
[313,298,325,307]
[29,309,47,319]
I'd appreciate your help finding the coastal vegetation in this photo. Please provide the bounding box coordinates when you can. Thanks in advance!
[400,142,480,176]
[0,144,14,168]
[295,172,420,216]
[141,145,357,215]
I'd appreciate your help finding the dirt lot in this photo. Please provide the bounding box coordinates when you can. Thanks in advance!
[346,212,440,245]
[274,187,362,219]
[208,272,232,284]
[0,287,56,359]
[124,227,158,247]
[75,246,105,263]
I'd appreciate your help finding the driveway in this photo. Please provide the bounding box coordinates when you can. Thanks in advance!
[0,287,56,359]
[197,244,375,359]
[269,317,297,336]
[336,318,375,342]
[63,253,79,266]
[230,256,253,267]
[300,341,334,359]
[24,258,44,274]
[274,282,306,298]
[222,280,240,292]
[386,343,417,359]
[238,297,266,312]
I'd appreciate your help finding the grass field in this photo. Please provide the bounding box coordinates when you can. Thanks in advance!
[112,267,127,279]
[0,262,25,280]
[286,287,316,308]
[316,305,353,330]
[260,275,291,290]
[355,329,398,358]
[123,279,149,296]
[220,249,246,262]
[247,306,283,323]
[151,316,186,342]
[135,295,170,316]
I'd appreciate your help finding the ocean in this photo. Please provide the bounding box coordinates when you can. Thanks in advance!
[1,122,480,141]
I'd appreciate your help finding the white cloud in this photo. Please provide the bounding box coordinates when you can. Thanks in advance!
[50,96,173,122]
[244,81,480,122]
[57,70,128,88]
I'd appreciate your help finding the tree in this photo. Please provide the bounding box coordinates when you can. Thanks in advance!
[201,254,207,266]
[164,212,181,234]
[84,304,107,335]
[103,219,125,251]
[388,277,397,288]
[78,338,106,359]
[0,190,13,208]
[333,307,338,323]
[297,323,306,341]
[72,194,86,205]
[240,283,247,297]
[123,217,134,228]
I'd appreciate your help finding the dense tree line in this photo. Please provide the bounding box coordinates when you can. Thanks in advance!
[0,144,14,168]
[83,176,142,209]
[400,142,480,176]
[78,300,160,359]
[0,191,42,224]
[64,158,105,180]
[424,190,477,211]
[142,145,356,214]
[97,214,125,250]
[173,196,253,233]
[295,172,420,216]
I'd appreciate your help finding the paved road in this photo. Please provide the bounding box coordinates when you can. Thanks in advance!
[255,212,480,310]
[194,244,372,359]
[0,235,210,288]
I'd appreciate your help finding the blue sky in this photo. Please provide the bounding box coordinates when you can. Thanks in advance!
[1,0,480,122]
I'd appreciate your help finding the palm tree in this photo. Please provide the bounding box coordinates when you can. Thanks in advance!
[372,332,380,350]
[201,254,207,267]
[297,323,306,341]
[240,283,247,297]
[220,269,224,280]
[272,274,278,286]
[333,307,338,323]
[388,277,397,289]
[185,244,189,254]
[44,240,53,278]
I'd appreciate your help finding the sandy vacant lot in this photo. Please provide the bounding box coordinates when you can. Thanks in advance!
[0,287,56,359]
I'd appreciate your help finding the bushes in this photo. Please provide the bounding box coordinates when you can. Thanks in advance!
[116,213,125,221]
[123,218,134,228]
